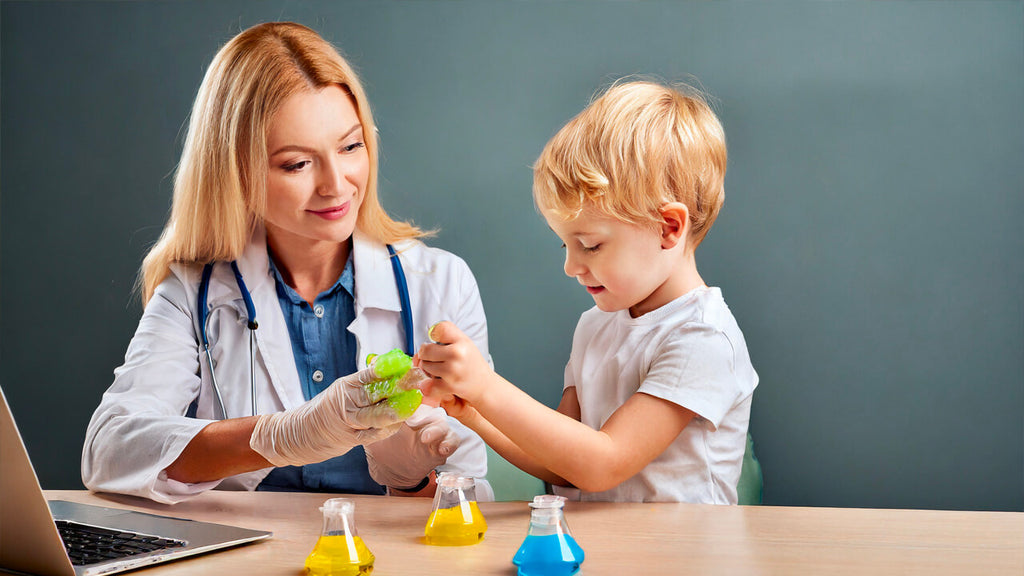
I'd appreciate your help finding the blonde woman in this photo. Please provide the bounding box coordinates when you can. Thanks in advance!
[82,22,492,504]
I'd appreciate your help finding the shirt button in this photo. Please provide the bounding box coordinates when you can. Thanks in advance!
[312,370,324,383]
[313,305,325,318]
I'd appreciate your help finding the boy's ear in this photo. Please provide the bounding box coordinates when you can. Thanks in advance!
[659,202,690,250]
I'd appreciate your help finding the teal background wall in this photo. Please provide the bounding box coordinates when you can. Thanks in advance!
[2,1,1021,510]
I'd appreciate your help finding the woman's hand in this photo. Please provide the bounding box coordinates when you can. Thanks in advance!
[364,405,461,491]
[249,365,406,467]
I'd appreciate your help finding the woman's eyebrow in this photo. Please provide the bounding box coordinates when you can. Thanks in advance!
[269,123,362,156]
[337,123,363,142]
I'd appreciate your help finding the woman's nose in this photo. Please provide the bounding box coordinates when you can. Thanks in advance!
[317,157,352,196]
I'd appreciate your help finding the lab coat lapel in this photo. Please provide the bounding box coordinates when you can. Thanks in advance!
[352,231,402,311]
[350,231,405,362]
[235,228,305,410]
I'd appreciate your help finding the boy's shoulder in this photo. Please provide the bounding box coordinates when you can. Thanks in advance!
[572,287,728,338]
[631,286,733,327]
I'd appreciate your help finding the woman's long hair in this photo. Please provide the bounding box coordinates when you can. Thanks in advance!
[141,22,425,303]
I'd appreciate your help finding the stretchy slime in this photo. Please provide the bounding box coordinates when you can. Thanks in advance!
[365,349,424,419]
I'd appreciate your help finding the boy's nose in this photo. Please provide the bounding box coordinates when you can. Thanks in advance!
[563,251,585,278]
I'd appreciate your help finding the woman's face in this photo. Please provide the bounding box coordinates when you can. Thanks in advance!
[264,85,369,253]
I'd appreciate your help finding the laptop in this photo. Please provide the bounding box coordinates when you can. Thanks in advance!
[0,387,271,576]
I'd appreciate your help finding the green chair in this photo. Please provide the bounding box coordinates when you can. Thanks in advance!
[485,445,546,501]
[737,432,764,505]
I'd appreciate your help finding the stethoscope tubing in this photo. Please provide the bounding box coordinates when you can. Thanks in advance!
[387,244,415,357]
[198,244,412,420]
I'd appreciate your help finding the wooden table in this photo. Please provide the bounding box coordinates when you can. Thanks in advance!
[39,490,1024,575]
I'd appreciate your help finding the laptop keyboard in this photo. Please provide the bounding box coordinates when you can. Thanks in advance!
[55,520,187,566]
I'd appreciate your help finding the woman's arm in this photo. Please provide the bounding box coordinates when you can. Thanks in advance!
[82,271,218,502]
[164,417,271,483]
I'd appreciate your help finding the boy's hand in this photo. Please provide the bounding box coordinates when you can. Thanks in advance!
[416,321,493,407]
[434,393,473,421]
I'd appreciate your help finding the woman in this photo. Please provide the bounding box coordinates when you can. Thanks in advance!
[81,22,493,504]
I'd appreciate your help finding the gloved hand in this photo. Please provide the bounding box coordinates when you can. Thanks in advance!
[250,366,405,467]
[364,405,461,490]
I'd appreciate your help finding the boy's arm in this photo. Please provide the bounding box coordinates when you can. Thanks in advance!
[426,382,571,486]
[454,404,568,487]
[470,375,694,493]
[419,322,695,493]
[463,386,589,487]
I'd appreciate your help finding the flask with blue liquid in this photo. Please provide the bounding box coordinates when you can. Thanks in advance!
[512,495,584,576]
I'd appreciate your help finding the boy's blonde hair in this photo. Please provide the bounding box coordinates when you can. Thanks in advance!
[141,22,426,304]
[533,80,727,247]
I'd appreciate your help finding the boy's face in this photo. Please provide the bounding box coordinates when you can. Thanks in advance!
[543,205,676,318]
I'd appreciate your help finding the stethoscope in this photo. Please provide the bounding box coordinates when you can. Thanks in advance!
[197,244,413,420]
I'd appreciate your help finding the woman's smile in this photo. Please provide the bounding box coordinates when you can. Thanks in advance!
[308,201,351,221]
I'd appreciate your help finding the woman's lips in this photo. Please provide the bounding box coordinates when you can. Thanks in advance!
[309,201,350,221]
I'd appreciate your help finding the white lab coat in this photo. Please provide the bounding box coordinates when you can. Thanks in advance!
[82,228,493,504]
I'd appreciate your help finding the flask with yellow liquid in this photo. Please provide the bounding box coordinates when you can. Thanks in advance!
[423,472,487,546]
[305,498,374,576]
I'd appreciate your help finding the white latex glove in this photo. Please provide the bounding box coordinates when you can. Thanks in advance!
[250,366,404,467]
[364,405,461,490]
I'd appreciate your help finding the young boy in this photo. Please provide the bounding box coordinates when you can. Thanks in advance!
[418,80,758,503]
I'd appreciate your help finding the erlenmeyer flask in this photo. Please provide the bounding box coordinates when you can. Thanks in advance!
[305,498,374,575]
[512,495,584,576]
[423,472,487,545]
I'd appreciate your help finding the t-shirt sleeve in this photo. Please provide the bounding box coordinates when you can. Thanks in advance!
[637,323,742,430]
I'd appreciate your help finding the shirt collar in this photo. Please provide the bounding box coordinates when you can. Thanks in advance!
[267,246,355,306]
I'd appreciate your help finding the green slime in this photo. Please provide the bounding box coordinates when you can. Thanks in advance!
[365,348,424,418]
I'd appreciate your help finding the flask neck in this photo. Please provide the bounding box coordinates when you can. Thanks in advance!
[527,508,570,537]
[321,509,357,537]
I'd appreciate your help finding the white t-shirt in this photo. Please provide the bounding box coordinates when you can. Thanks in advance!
[553,286,758,504]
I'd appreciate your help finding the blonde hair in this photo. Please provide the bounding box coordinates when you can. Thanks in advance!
[533,80,727,247]
[141,22,426,304]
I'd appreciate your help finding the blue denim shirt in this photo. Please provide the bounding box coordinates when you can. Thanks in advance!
[257,251,385,495]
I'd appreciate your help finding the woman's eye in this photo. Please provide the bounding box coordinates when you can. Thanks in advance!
[282,160,309,172]
[341,141,365,153]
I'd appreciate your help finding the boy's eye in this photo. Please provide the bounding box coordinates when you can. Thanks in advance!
[559,241,600,253]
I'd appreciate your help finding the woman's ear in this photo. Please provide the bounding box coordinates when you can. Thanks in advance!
[659,202,690,250]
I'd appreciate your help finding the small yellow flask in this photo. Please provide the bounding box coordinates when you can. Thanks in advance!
[305,498,374,576]
[424,472,487,546]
